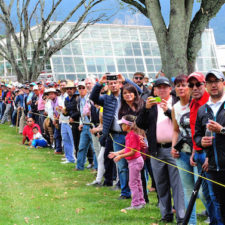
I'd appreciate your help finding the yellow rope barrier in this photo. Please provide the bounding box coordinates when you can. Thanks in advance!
[21,111,225,188]
[109,134,225,188]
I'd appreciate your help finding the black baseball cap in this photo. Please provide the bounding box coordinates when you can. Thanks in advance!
[154,77,171,87]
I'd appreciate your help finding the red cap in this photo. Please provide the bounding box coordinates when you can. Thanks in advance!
[187,72,205,83]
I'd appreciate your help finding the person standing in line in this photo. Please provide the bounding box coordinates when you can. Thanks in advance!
[47,88,62,154]
[1,84,13,124]
[194,69,225,224]
[37,81,45,133]
[171,74,199,224]
[136,77,185,224]
[187,72,220,224]
[90,73,142,199]
[109,115,146,210]
[62,81,79,164]
[76,81,95,171]
[132,72,150,101]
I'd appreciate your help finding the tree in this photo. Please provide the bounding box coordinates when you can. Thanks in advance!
[120,0,225,77]
[0,0,106,82]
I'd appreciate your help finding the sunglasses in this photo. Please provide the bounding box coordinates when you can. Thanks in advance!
[66,88,74,90]
[134,76,143,80]
[78,86,85,90]
[188,82,204,88]
[206,79,223,85]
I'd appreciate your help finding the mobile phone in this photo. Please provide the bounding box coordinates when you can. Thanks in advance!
[148,96,161,103]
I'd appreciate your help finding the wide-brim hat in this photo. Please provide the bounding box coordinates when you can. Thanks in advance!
[63,80,76,90]
[47,88,57,93]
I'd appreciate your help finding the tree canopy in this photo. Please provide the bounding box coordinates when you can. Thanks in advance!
[0,0,107,82]
[121,0,225,77]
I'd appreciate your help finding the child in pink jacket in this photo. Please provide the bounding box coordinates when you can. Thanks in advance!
[108,115,145,210]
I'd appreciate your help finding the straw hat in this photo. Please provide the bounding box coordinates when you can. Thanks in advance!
[47,88,57,93]
[63,80,76,90]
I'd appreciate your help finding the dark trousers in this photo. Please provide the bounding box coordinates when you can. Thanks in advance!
[1,103,6,119]
[145,157,156,189]
[87,146,93,165]
[31,112,39,124]
[141,166,149,203]
[71,124,80,157]
[103,136,115,186]
[38,110,45,134]
[208,171,225,224]
[54,124,62,152]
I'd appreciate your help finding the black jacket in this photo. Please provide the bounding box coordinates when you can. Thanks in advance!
[136,95,177,156]
[194,101,225,171]
[64,94,80,123]
[31,94,38,113]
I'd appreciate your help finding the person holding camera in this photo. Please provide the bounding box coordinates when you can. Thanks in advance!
[136,77,185,224]
[90,73,142,199]
[194,69,225,224]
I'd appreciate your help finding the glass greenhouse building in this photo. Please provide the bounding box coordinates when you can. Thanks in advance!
[0,22,219,81]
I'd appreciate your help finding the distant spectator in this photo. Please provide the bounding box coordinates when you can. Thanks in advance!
[22,117,40,145]
[31,127,48,148]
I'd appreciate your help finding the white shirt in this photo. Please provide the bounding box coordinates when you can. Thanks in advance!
[45,99,54,120]
[207,94,225,117]
[33,132,46,141]
[58,93,69,124]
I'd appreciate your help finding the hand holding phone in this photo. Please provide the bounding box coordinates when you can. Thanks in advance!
[146,96,158,109]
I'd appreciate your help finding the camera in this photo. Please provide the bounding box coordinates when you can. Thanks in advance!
[106,73,117,81]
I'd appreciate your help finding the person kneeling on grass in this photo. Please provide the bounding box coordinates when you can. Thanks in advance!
[31,127,48,148]
[108,115,146,210]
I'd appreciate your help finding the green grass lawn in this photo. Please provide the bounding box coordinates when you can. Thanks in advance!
[0,124,207,225]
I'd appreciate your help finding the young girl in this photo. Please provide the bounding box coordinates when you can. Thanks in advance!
[31,127,48,148]
[108,115,146,210]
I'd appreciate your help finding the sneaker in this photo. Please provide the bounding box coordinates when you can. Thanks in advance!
[86,180,102,186]
[61,157,67,161]
[61,160,74,164]
[86,164,93,169]
[10,125,14,127]
[110,185,121,191]
[204,217,210,224]
[124,205,144,210]
[118,195,131,200]
[197,210,208,217]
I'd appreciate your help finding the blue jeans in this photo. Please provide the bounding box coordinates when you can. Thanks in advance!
[194,152,223,225]
[76,125,94,170]
[32,139,48,148]
[11,109,17,126]
[61,123,75,163]
[0,102,2,120]
[176,152,198,225]
[112,133,131,198]
[54,125,62,152]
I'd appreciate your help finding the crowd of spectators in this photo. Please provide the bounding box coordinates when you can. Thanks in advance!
[0,69,225,224]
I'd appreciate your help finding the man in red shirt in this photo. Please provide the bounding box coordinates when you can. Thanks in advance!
[187,72,217,224]
[22,117,41,145]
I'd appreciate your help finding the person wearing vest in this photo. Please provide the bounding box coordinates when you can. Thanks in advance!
[136,77,185,224]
